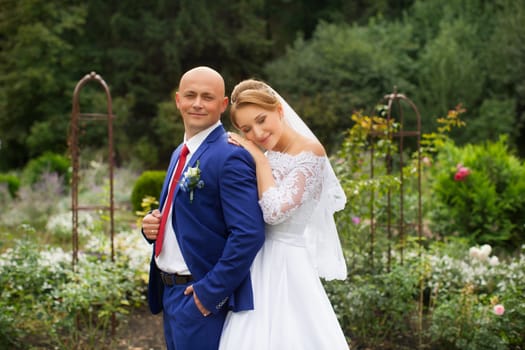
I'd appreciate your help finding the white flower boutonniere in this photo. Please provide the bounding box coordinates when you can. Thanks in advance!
[180,160,205,203]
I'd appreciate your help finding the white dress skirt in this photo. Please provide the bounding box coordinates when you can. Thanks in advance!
[219,152,349,350]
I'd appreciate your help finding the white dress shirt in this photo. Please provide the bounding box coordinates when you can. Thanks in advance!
[155,121,222,274]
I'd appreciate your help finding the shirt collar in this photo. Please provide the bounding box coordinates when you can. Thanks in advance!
[184,121,222,154]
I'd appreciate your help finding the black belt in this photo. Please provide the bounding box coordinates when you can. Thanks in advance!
[160,271,194,286]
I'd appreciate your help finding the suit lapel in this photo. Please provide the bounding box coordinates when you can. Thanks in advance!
[173,125,225,199]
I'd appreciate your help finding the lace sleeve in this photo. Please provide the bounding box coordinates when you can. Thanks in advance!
[259,154,324,225]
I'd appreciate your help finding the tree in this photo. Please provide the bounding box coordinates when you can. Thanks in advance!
[0,1,87,170]
[265,21,415,151]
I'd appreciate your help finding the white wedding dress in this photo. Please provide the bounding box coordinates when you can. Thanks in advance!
[219,151,349,350]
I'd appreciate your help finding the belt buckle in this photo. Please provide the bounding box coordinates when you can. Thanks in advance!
[161,272,192,286]
[160,272,172,286]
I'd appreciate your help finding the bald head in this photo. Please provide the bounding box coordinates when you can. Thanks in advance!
[179,66,225,97]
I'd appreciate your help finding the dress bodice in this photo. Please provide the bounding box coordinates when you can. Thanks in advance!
[258,151,325,246]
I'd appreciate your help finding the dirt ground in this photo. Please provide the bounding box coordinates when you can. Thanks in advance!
[114,305,355,350]
[114,305,166,350]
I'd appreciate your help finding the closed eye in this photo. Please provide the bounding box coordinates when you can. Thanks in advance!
[256,115,266,124]
[240,113,267,133]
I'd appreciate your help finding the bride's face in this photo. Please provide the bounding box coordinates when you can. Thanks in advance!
[235,104,284,150]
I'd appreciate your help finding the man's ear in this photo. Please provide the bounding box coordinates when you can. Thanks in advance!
[174,91,181,109]
[221,96,229,113]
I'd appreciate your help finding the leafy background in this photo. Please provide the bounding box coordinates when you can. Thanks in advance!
[1,0,525,349]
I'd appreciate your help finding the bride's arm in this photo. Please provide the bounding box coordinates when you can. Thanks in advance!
[228,132,275,198]
[228,132,323,225]
[258,156,323,225]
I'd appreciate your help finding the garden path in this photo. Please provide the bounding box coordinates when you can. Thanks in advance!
[115,304,166,350]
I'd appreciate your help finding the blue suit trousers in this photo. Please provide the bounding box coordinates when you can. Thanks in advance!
[162,282,228,350]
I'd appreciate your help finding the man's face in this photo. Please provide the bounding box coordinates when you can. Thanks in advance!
[175,69,228,138]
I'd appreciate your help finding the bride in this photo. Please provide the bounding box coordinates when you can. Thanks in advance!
[219,79,349,349]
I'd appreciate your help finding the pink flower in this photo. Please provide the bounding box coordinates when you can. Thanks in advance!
[454,166,470,181]
[352,216,361,225]
[493,304,505,316]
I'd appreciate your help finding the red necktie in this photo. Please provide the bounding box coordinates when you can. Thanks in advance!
[155,144,189,257]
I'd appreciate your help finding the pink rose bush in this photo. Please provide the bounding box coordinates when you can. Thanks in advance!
[454,163,471,181]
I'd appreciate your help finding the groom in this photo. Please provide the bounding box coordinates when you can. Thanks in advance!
[141,66,265,350]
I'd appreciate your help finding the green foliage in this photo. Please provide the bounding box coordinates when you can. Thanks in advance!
[335,108,432,268]
[485,0,525,104]
[0,0,88,170]
[423,242,525,349]
[463,98,518,144]
[135,195,160,229]
[265,20,416,150]
[325,240,525,349]
[130,170,166,212]
[327,265,419,348]
[0,230,148,348]
[22,152,71,187]
[0,0,278,171]
[414,18,483,128]
[0,177,65,232]
[404,0,524,147]
[429,136,525,250]
[0,160,147,348]
[2,0,525,171]
[429,290,510,350]
[0,173,20,198]
[150,100,186,167]
[264,0,525,154]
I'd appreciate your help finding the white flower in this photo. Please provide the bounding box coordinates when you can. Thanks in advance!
[186,167,200,177]
[479,244,492,261]
[489,256,499,266]
[469,247,480,259]
[180,160,205,203]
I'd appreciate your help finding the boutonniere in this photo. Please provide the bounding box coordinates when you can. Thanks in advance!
[180,160,205,203]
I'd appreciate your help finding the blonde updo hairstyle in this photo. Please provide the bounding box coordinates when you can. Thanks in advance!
[230,79,280,129]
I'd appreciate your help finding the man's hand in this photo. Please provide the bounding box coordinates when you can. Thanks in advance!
[142,209,162,240]
[184,285,211,317]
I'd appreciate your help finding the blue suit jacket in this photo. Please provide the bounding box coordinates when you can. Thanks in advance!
[147,125,265,315]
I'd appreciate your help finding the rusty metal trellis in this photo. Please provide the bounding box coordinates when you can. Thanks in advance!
[368,88,423,270]
[367,89,424,349]
[69,71,115,267]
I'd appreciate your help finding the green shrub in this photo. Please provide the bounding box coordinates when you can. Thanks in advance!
[22,152,71,186]
[429,136,525,250]
[326,264,419,349]
[130,170,166,212]
[0,228,149,348]
[326,240,525,349]
[0,173,20,198]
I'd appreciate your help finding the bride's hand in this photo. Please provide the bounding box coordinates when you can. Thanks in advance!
[227,131,244,147]
[228,132,260,156]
